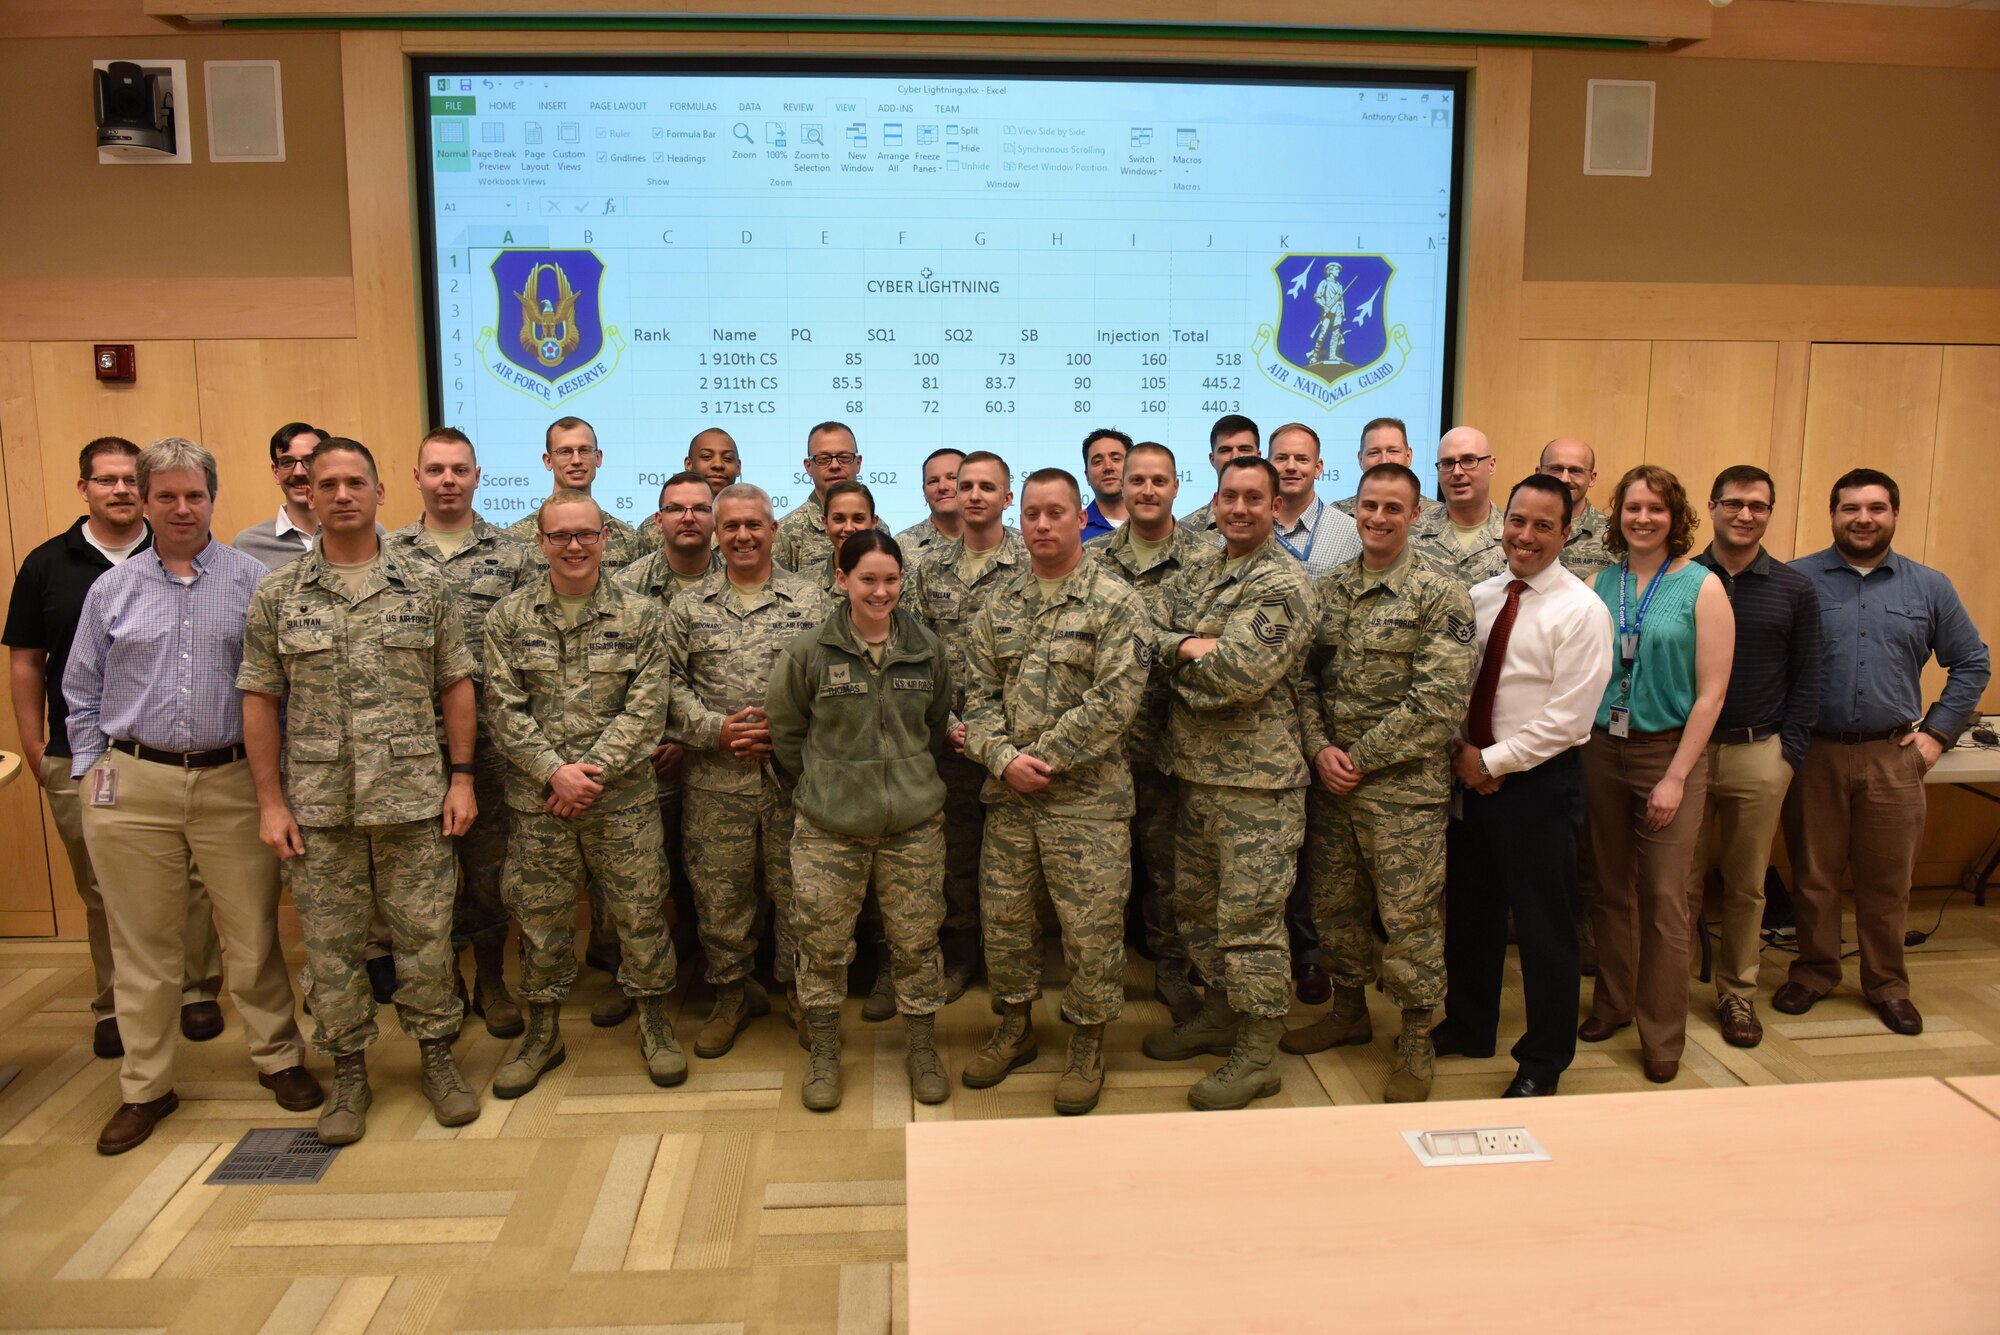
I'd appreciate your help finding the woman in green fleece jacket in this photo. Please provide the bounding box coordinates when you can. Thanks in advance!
[765,529,954,1112]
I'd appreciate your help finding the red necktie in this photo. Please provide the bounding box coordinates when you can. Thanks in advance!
[1465,579,1529,749]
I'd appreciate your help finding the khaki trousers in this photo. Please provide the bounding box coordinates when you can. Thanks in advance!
[42,754,222,1020]
[1778,736,1925,1004]
[80,751,304,1103]
[1686,736,1792,1000]
[1585,730,1709,1063]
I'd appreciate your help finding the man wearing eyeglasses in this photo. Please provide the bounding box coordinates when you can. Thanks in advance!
[483,490,683,1096]
[1539,438,1614,581]
[505,417,654,571]
[617,472,725,975]
[232,422,327,570]
[7,436,223,1062]
[387,427,537,1041]
[774,421,884,573]
[1412,427,1506,587]
[1688,465,1822,1048]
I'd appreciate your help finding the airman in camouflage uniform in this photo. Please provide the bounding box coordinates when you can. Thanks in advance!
[765,553,955,1112]
[961,473,1147,1114]
[483,493,682,1095]
[773,421,885,573]
[239,438,481,1144]
[901,453,1028,993]
[603,475,726,1022]
[502,416,656,571]
[388,428,537,1039]
[1283,463,1477,1103]
[1091,444,1221,1023]
[1413,427,1508,587]
[1141,457,1314,1112]
[667,484,832,1056]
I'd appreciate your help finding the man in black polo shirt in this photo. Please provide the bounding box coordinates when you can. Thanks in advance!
[1687,465,1822,1047]
[5,437,223,1058]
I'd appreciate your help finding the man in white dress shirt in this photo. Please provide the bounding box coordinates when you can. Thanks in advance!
[1434,473,1613,1097]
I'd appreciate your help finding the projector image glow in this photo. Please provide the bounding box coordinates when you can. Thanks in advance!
[95,61,177,158]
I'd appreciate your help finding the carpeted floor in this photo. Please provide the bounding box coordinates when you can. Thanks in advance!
[3,892,1998,1333]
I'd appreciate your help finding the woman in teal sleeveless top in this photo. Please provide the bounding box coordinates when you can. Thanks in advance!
[1579,465,1735,1083]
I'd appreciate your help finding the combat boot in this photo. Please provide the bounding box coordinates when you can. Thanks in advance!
[1188,1016,1284,1111]
[493,1002,566,1099]
[1383,1009,1435,1104]
[801,1007,843,1111]
[695,978,769,1058]
[904,1012,948,1105]
[636,995,689,1088]
[1141,988,1239,1062]
[1279,985,1373,1054]
[862,964,898,1022]
[960,1001,1037,1088]
[419,1038,481,1126]
[471,932,523,1038]
[592,979,634,1027]
[317,1051,371,1145]
[1152,957,1201,1025]
[1053,1023,1105,1116]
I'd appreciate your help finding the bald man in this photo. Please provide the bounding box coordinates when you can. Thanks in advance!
[1411,427,1506,587]
[1539,438,1614,582]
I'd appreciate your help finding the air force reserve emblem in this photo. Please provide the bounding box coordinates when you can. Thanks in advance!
[476,249,625,405]
[1251,253,1413,411]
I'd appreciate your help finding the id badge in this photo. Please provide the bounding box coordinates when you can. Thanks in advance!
[90,763,118,807]
[1607,705,1631,739]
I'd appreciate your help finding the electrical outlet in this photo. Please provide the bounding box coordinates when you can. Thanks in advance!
[1404,1125,1549,1167]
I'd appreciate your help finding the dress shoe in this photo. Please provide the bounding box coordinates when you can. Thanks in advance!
[1717,995,1763,1048]
[1292,961,1331,1007]
[180,1001,224,1042]
[1642,1058,1679,1084]
[1770,980,1822,1015]
[259,1065,326,1111]
[1429,1022,1495,1059]
[365,955,399,1004]
[1874,997,1923,1035]
[92,1016,124,1059]
[1502,1073,1557,1098]
[97,1092,179,1155]
[1576,1014,1630,1043]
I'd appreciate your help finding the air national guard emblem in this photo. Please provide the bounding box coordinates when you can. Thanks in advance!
[1251,253,1412,411]
[476,249,625,406]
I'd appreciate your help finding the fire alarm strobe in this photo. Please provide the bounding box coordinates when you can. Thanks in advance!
[94,344,136,382]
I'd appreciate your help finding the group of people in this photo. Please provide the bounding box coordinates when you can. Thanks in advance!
[5,406,1986,1155]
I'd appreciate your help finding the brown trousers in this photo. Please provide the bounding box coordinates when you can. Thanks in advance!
[1778,736,1926,1004]
[1686,735,1793,1001]
[1585,729,1710,1063]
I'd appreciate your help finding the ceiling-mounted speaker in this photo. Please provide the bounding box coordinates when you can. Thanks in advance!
[1584,79,1654,177]
[205,60,286,162]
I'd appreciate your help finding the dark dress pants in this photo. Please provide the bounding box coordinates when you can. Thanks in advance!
[1443,749,1584,1083]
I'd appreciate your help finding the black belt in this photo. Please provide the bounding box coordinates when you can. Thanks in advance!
[1811,723,1916,745]
[111,740,247,769]
[1712,723,1782,746]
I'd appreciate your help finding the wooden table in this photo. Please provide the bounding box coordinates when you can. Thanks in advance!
[1948,1075,2000,1121]
[0,749,20,790]
[907,1078,2000,1333]
[1930,731,2000,904]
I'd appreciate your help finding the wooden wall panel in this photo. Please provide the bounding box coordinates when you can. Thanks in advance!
[24,342,203,549]
[1456,48,1533,455]
[1762,342,1810,561]
[0,344,58,935]
[1922,345,2000,713]
[1643,340,1780,546]
[1509,339,1650,497]
[193,339,368,541]
[1792,343,1944,561]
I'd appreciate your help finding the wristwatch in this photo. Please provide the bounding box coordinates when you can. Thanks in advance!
[1920,724,1953,749]
[1476,752,1491,778]
[448,762,476,775]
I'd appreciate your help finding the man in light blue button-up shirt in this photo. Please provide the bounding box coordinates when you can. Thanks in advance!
[1777,467,1990,1037]
[63,437,314,1156]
